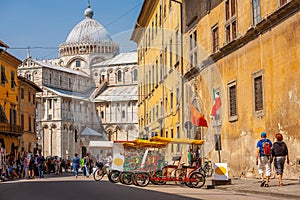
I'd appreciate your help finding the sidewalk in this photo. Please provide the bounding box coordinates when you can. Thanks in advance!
[213,177,300,199]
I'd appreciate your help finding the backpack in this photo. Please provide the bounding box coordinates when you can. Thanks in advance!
[272,142,287,156]
[261,140,271,156]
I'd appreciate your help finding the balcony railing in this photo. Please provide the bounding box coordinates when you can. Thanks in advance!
[0,123,23,137]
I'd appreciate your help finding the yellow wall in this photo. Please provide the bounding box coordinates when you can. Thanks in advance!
[186,1,300,178]
[18,79,40,152]
[0,50,22,153]
[134,0,187,161]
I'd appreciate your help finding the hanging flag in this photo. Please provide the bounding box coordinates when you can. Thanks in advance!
[211,88,221,117]
[190,103,208,127]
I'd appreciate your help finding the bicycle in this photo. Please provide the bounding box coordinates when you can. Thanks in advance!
[93,161,110,181]
[198,158,213,177]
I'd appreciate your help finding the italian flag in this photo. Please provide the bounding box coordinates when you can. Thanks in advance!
[190,103,208,127]
[211,89,221,117]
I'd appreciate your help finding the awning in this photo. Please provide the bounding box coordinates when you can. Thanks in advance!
[89,141,113,148]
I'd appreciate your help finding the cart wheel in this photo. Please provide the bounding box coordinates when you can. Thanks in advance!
[151,170,166,185]
[134,172,150,187]
[187,171,205,188]
[108,170,120,183]
[93,168,105,181]
[120,171,133,185]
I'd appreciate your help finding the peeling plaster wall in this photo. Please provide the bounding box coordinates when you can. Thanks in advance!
[196,11,300,179]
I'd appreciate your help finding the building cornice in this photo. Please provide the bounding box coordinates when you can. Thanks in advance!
[184,0,300,81]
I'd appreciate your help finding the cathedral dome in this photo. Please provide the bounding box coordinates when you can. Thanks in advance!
[65,5,112,44]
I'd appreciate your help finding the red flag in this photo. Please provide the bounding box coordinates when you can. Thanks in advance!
[211,89,221,117]
[190,103,208,127]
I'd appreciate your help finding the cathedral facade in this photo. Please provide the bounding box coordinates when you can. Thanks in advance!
[18,4,138,159]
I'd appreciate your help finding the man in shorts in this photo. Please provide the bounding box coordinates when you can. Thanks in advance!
[256,131,272,187]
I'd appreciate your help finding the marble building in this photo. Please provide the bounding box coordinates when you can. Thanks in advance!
[18,4,138,159]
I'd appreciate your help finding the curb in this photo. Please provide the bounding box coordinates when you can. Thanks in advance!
[217,186,300,200]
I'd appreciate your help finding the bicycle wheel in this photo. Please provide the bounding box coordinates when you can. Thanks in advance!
[151,170,166,185]
[188,171,205,188]
[205,163,213,177]
[134,172,150,187]
[93,168,105,181]
[120,171,133,185]
[108,170,120,183]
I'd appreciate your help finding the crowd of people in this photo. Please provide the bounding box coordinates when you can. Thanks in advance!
[0,149,72,181]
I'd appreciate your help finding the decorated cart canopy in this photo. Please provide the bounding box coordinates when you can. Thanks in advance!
[111,137,204,172]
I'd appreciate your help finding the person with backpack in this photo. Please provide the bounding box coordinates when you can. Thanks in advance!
[271,133,289,186]
[256,131,272,187]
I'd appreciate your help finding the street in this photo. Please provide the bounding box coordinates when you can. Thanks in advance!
[0,174,284,200]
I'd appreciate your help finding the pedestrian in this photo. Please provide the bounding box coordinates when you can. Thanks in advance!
[27,150,35,179]
[36,151,45,178]
[72,153,80,178]
[187,149,192,166]
[256,131,272,187]
[195,146,201,167]
[271,133,289,186]
[80,157,86,176]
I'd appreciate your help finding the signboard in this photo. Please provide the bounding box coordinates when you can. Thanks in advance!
[214,163,228,180]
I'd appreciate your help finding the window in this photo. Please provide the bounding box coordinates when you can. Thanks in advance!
[212,25,219,53]
[26,73,32,80]
[101,111,104,119]
[28,91,31,102]
[11,71,17,89]
[28,116,31,131]
[279,0,287,6]
[10,106,17,124]
[133,69,138,82]
[49,73,52,84]
[170,92,173,111]
[175,29,179,64]
[252,0,261,25]
[68,78,72,88]
[225,0,237,43]
[76,60,81,67]
[33,95,35,104]
[75,130,78,143]
[21,114,24,128]
[1,66,8,85]
[189,30,198,68]
[177,126,180,152]
[59,75,62,86]
[155,60,158,86]
[228,81,238,121]
[49,99,52,109]
[169,38,173,70]
[254,75,264,112]
[117,70,122,82]
[21,88,24,99]
[160,53,163,82]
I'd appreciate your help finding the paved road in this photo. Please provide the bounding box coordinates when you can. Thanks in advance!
[0,175,284,200]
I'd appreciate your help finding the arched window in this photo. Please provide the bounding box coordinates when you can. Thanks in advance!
[117,70,122,82]
[133,69,138,82]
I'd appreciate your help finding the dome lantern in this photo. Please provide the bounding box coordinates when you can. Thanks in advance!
[84,3,94,19]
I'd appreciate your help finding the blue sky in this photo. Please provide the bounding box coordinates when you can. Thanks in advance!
[0,0,143,60]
